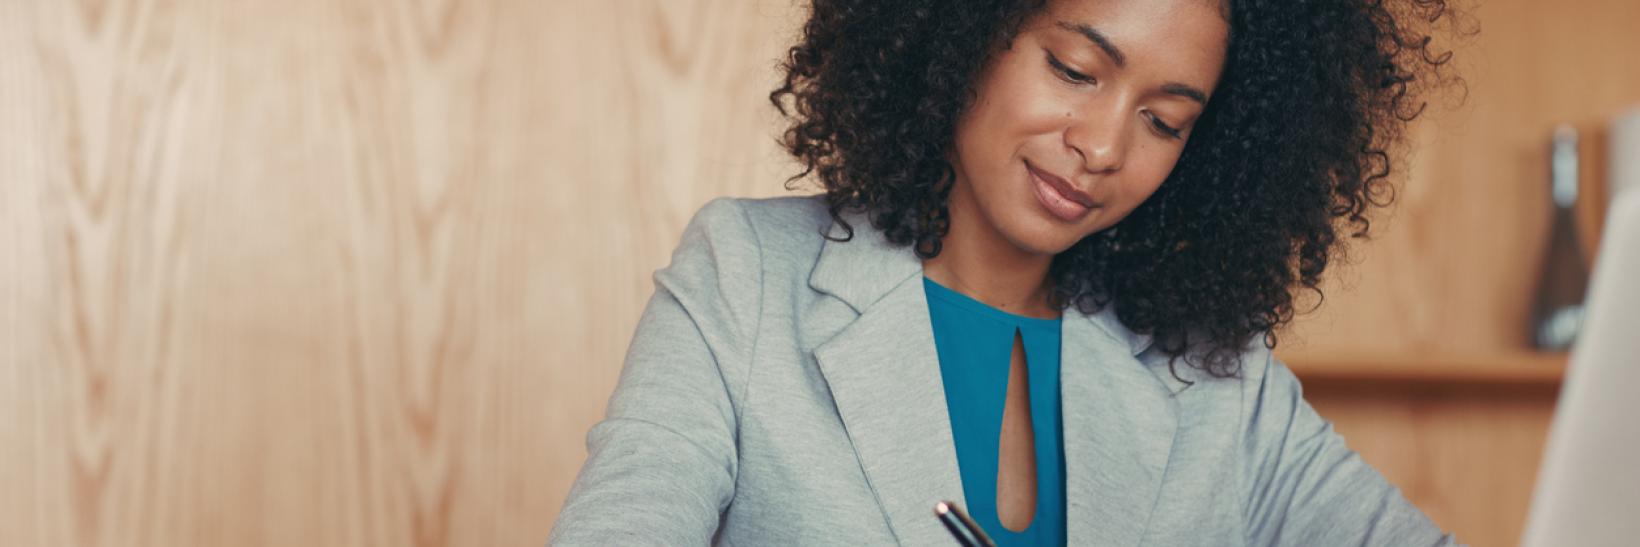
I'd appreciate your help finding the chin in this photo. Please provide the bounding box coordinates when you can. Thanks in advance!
[1000,216,1085,257]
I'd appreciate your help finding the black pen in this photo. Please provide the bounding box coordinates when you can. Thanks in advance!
[934,500,996,547]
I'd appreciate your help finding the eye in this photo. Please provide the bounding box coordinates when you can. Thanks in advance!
[1146,112,1183,140]
[1044,51,1094,85]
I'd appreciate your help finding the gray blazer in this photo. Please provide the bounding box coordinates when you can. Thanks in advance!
[548,195,1457,546]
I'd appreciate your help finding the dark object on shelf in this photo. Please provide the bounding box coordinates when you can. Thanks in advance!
[1532,125,1589,350]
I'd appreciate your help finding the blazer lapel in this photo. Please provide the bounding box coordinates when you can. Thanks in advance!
[807,206,1182,546]
[809,209,966,544]
[812,279,966,544]
[1060,306,1180,546]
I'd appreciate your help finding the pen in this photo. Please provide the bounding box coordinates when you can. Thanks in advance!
[934,500,996,547]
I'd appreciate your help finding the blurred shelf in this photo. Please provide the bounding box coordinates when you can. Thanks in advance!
[1279,350,1568,389]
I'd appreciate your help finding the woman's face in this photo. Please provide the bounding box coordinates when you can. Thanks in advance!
[949,0,1229,255]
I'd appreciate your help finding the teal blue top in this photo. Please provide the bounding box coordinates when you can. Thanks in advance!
[923,276,1066,547]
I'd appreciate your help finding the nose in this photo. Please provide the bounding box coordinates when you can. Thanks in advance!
[1062,102,1131,174]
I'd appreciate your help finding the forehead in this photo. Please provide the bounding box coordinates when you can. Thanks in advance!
[1032,0,1229,82]
[1043,0,1230,27]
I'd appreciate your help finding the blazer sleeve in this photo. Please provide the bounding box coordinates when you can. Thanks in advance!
[548,198,762,546]
[1241,348,1462,547]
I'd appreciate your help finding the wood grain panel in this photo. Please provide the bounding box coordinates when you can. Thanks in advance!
[2,1,802,545]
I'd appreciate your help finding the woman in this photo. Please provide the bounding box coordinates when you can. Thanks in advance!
[551,0,1460,544]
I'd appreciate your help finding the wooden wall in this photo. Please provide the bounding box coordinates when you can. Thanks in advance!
[1,1,803,545]
[1,0,1634,546]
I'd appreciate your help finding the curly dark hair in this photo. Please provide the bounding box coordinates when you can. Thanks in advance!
[769,0,1462,379]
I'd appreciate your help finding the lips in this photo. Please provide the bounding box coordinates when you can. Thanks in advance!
[1028,162,1094,223]
[1025,162,1095,208]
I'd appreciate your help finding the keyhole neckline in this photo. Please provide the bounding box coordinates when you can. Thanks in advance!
[923,276,1062,331]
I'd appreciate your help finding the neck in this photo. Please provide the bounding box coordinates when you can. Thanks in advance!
[921,183,1059,320]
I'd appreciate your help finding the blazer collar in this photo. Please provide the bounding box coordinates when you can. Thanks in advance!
[807,207,1179,546]
[807,207,1156,357]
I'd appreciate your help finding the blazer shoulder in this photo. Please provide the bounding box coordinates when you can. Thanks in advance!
[652,197,775,351]
[717,193,833,269]
[660,193,830,325]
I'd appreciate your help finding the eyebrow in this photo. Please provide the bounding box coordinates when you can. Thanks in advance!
[1056,21,1126,67]
[1161,83,1209,105]
[1055,20,1211,105]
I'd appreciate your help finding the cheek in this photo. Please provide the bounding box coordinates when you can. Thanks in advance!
[962,60,1070,154]
[1116,147,1185,205]
[990,73,1073,135]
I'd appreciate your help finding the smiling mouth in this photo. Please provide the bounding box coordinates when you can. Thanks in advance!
[1025,161,1095,208]
[1026,160,1096,222]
